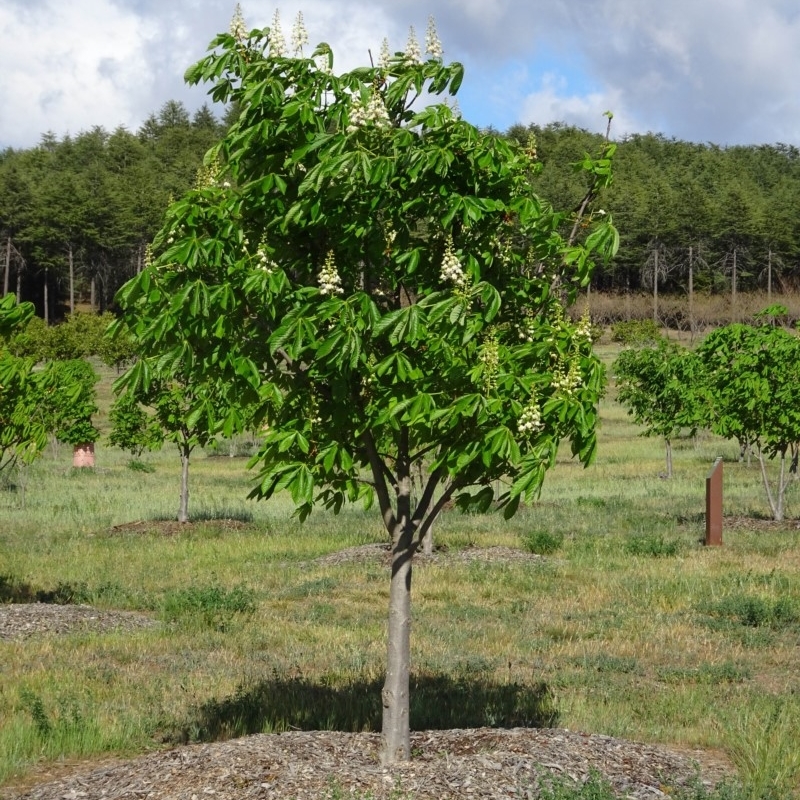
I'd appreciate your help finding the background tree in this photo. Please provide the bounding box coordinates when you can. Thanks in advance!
[35,358,101,449]
[697,315,800,521]
[0,295,48,476]
[110,375,228,522]
[613,340,705,477]
[112,14,617,763]
[0,298,99,476]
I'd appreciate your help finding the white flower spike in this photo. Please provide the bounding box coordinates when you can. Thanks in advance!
[405,26,422,64]
[229,3,247,42]
[425,16,443,59]
[378,37,391,70]
[319,251,344,295]
[270,9,287,57]
[439,235,467,288]
[291,11,308,56]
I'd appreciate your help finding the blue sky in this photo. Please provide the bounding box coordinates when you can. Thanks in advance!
[2,0,799,150]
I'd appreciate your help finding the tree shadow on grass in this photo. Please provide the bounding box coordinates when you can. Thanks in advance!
[170,672,558,744]
[0,574,87,604]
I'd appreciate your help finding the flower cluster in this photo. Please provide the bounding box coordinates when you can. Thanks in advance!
[318,251,344,295]
[346,88,390,133]
[440,235,467,288]
[490,234,513,269]
[307,394,323,429]
[377,37,390,69]
[518,397,544,437]
[551,360,583,396]
[269,10,287,57]
[229,3,247,42]
[478,333,499,393]
[517,311,536,343]
[315,54,332,74]
[425,16,443,59]
[383,221,397,255]
[194,161,221,189]
[291,12,308,55]
[255,239,276,273]
[165,223,185,246]
[575,311,593,342]
[525,133,538,161]
[405,26,422,64]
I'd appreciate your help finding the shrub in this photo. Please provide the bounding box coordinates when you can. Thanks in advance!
[699,594,799,630]
[610,318,663,346]
[624,533,681,557]
[522,530,564,555]
[160,584,256,627]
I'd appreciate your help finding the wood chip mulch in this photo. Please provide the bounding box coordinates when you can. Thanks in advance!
[0,603,159,641]
[3,728,734,800]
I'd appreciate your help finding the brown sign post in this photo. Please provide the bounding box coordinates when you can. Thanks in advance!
[705,457,723,546]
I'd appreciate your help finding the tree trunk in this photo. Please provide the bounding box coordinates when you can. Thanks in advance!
[43,268,49,323]
[757,449,781,522]
[420,523,433,557]
[381,443,413,765]
[3,236,10,297]
[665,438,673,479]
[688,246,694,340]
[767,248,772,302]
[68,244,75,315]
[178,442,191,523]
[381,522,413,764]
[652,249,658,324]
[90,276,96,312]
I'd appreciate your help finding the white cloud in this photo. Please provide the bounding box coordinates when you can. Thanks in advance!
[518,74,638,139]
[0,0,154,145]
[2,0,800,148]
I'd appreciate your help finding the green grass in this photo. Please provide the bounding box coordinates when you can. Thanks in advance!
[1,353,799,798]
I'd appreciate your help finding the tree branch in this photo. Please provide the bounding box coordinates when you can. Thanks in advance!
[362,429,396,533]
[414,476,464,549]
[411,465,446,527]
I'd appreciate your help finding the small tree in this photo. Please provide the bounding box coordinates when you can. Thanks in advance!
[39,359,101,447]
[112,12,617,763]
[697,321,800,521]
[613,340,705,477]
[1,297,100,477]
[110,376,227,522]
[0,295,49,476]
[108,391,163,459]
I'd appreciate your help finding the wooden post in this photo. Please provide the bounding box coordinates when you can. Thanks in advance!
[705,457,723,546]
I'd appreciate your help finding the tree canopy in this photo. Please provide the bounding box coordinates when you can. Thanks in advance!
[111,13,617,763]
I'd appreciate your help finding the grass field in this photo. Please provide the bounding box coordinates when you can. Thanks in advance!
[1,347,799,798]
